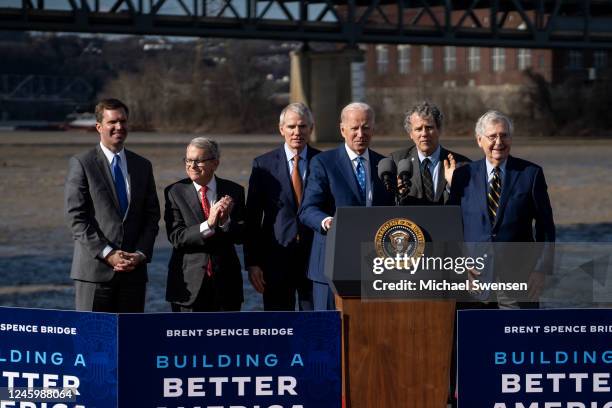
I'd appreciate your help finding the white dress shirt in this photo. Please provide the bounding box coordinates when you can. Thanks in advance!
[193,177,230,238]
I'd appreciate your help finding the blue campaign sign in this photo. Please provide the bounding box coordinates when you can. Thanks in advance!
[0,306,118,408]
[458,309,612,408]
[118,311,341,408]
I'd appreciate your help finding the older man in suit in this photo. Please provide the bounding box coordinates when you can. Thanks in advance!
[391,101,470,205]
[65,98,160,312]
[245,103,321,311]
[299,102,395,310]
[449,110,555,306]
[164,137,245,312]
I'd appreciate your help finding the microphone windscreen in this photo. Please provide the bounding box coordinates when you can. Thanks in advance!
[397,158,412,177]
[377,157,397,178]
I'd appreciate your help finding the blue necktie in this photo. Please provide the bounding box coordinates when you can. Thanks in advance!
[355,156,366,203]
[111,154,129,217]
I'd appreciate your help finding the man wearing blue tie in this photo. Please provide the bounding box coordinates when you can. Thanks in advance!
[299,102,395,310]
[65,98,160,312]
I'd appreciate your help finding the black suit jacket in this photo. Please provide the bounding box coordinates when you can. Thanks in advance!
[390,145,470,205]
[164,176,245,307]
[65,145,160,283]
[244,144,321,276]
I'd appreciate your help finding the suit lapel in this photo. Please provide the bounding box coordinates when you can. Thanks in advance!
[494,156,519,229]
[335,146,364,204]
[184,180,206,223]
[124,150,138,215]
[275,147,297,209]
[433,147,448,202]
[305,145,318,180]
[94,145,121,213]
[409,147,423,198]
[369,151,384,205]
[473,159,490,223]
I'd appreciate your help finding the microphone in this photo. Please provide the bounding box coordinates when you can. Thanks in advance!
[377,158,398,195]
[397,158,413,190]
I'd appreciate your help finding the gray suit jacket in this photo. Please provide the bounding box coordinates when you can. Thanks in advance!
[390,145,470,205]
[65,145,160,283]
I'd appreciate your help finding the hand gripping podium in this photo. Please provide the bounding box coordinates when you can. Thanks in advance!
[325,206,463,408]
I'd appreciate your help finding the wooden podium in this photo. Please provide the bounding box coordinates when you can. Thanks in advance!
[336,297,455,407]
[325,206,463,408]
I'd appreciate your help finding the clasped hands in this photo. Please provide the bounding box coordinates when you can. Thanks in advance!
[105,250,145,272]
[207,195,234,228]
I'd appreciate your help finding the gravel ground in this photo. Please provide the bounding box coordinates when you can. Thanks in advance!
[1,131,611,311]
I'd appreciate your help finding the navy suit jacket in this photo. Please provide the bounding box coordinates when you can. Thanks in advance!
[298,145,395,283]
[244,144,321,274]
[449,156,555,243]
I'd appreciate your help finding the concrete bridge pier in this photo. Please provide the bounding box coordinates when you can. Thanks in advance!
[290,46,365,143]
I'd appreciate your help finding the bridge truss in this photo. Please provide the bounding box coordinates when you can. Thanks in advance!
[1,1,612,48]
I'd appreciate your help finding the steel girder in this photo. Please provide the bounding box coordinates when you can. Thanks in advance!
[1,0,612,49]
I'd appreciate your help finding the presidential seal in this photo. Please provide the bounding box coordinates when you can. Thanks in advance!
[374,218,426,259]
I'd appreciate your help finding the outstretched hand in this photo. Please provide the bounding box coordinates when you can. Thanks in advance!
[443,153,457,186]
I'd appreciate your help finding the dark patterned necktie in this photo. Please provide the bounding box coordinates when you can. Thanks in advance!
[488,167,502,224]
[421,157,434,202]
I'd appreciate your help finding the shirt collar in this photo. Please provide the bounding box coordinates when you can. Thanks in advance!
[284,143,308,162]
[99,142,126,164]
[344,144,370,163]
[416,145,441,166]
[485,158,507,176]
[193,176,217,194]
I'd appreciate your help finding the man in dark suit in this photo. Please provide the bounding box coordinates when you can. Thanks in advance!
[165,137,245,312]
[245,103,321,311]
[299,102,395,310]
[390,101,470,205]
[449,110,555,306]
[65,98,160,312]
[447,110,555,407]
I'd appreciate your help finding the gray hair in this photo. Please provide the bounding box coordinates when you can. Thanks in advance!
[403,101,443,132]
[188,137,220,159]
[340,102,375,124]
[475,110,514,139]
[279,102,314,127]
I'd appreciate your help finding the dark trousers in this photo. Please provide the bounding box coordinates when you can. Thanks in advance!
[263,272,312,311]
[171,275,241,312]
[75,275,146,313]
[261,241,313,311]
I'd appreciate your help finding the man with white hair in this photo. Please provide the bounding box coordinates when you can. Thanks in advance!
[449,110,555,245]
[164,137,246,312]
[299,102,394,310]
[245,102,321,311]
[449,110,555,309]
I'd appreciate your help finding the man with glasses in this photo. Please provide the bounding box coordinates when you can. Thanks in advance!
[65,98,160,312]
[448,110,555,310]
[164,137,246,312]
[449,110,554,245]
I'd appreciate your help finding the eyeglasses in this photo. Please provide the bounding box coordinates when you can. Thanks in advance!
[183,157,215,167]
[482,133,510,143]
